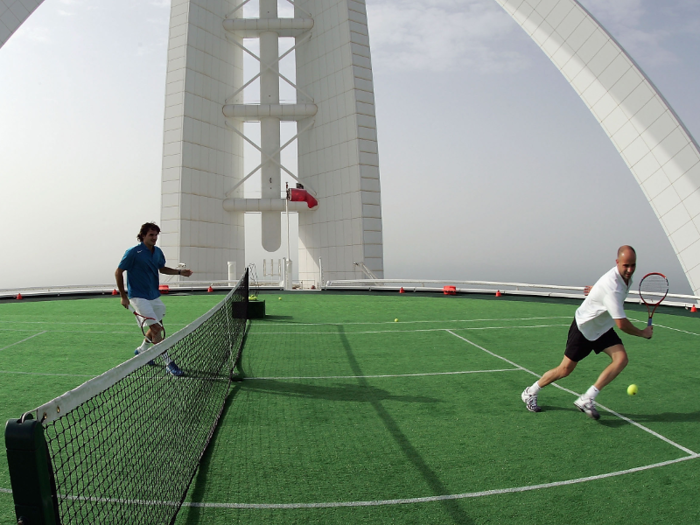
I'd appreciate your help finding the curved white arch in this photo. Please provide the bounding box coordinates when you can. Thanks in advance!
[496,0,700,295]
[0,0,44,49]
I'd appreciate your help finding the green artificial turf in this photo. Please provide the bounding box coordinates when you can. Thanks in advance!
[2,291,699,524]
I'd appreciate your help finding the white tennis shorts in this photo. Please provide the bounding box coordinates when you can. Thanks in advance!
[130,297,166,326]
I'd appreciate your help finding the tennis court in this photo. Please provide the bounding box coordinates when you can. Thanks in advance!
[2,291,699,524]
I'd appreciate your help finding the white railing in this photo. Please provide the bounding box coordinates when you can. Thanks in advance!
[323,278,700,309]
[0,283,119,298]
[0,278,310,299]
[3,278,698,308]
[0,280,261,299]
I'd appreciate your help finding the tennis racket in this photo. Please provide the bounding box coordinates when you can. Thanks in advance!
[638,272,669,326]
[128,306,166,343]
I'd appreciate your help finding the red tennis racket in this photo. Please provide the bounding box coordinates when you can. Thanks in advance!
[128,306,165,342]
[638,272,669,326]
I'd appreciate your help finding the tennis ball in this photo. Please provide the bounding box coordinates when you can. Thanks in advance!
[394,318,398,322]
[278,297,282,300]
[627,384,638,396]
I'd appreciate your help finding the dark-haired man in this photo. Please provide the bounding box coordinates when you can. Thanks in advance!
[115,222,193,376]
[521,246,653,419]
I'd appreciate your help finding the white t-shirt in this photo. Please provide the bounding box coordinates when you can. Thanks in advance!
[575,266,631,341]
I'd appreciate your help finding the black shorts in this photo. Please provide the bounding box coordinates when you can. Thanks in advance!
[564,320,623,362]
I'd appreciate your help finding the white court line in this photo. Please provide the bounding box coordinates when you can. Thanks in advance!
[627,317,700,337]
[0,320,135,326]
[251,324,570,335]
[3,320,697,510]
[262,316,572,327]
[445,331,528,371]
[0,370,94,378]
[446,330,698,456]
[180,455,700,509]
[0,329,144,335]
[0,326,186,335]
[244,368,521,381]
[3,454,695,509]
[0,331,47,352]
[649,323,700,337]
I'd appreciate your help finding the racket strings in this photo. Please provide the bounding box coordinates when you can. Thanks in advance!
[639,274,669,305]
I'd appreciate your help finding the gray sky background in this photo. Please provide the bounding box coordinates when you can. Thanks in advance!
[1,0,699,293]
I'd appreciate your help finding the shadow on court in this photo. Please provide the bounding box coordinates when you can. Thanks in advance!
[526,403,700,428]
[535,404,574,413]
[598,410,700,428]
[240,378,440,404]
[333,326,475,525]
[182,385,242,525]
[182,329,473,524]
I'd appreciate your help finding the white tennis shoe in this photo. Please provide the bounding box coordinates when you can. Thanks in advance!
[521,387,541,413]
[574,396,600,420]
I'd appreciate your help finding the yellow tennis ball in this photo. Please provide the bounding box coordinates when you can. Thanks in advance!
[627,384,638,396]
[394,318,398,322]
[278,297,282,300]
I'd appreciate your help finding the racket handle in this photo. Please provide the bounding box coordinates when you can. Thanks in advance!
[647,317,652,327]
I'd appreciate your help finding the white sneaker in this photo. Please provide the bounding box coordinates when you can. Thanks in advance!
[166,361,184,377]
[574,396,600,420]
[521,387,541,413]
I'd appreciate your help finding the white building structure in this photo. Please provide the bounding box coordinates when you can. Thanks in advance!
[495,0,700,296]
[4,0,700,294]
[0,0,43,48]
[160,0,384,286]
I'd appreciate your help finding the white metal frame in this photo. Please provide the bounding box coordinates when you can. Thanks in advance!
[323,278,699,309]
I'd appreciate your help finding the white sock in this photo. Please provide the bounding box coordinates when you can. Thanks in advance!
[138,339,152,351]
[530,381,542,394]
[584,385,600,400]
[162,352,172,366]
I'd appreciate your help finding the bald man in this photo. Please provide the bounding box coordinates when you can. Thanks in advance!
[521,246,653,419]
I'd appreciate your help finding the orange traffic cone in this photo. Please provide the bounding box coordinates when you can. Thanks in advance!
[207,286,214,293]
[691,305,697,313]
[112,289,118,295]
[399,287,405,294]
[495,291,502,297]
[16,293,23,300]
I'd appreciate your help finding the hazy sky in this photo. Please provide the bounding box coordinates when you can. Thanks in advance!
[1,0,699,294]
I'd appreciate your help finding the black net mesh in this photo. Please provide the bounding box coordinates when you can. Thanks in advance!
[40,273,248,524]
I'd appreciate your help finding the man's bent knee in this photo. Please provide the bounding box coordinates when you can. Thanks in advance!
[147,324,164,343]
[604,344,628,368]
[558,365,574,378]
[557,358,577,378]
[616,354,629,371]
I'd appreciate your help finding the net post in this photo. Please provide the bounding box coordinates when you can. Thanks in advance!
[230,269,249,382]
[231,268,249,322]
[5,414,59,525]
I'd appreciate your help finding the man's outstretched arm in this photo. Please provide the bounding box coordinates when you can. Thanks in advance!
[160,267,193,277]
[615,317,653,339]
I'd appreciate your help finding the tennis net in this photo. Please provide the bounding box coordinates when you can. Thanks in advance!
[6,270,249,524]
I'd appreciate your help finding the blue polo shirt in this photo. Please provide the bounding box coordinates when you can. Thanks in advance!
[118,243,166,300]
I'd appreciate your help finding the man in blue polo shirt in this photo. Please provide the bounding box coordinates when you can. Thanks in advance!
[115,222,193,376]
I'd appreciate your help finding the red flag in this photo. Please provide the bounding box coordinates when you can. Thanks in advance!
[288,188,318,208]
